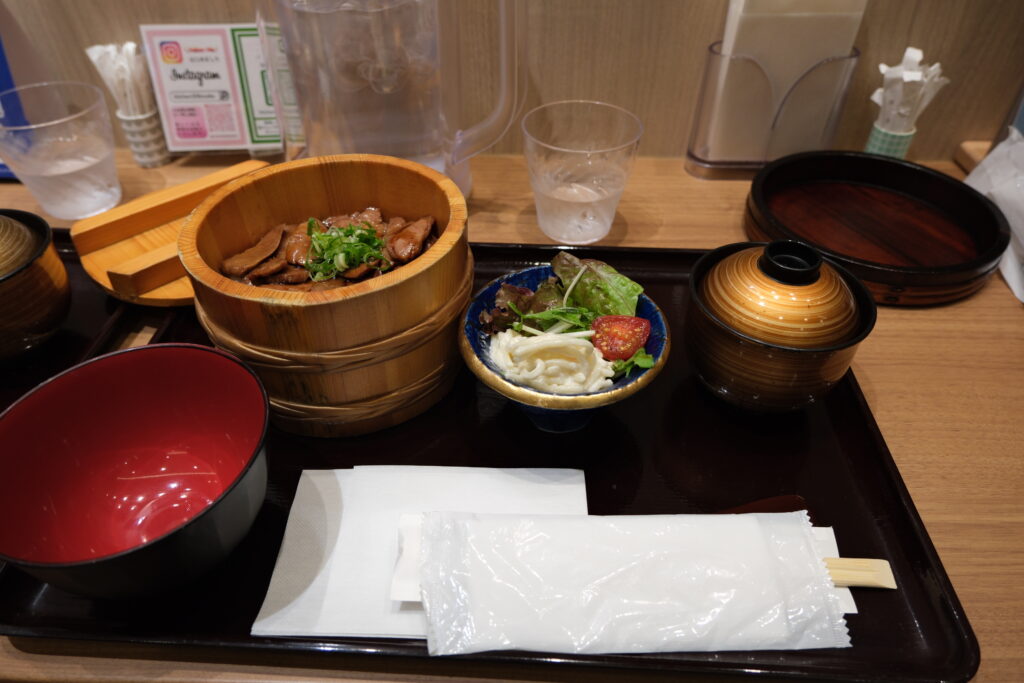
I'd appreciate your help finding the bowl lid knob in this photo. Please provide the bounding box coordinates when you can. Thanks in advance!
[757,240,821,285]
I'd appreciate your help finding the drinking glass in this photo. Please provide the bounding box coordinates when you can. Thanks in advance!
[0,82,121,220]
[521,100,642,245]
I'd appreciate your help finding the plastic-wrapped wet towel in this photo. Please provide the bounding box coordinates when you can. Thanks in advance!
[419,511,850,655]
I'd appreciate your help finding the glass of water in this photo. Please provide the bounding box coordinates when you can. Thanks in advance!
[0,82,121,221]
[521,100,642,245]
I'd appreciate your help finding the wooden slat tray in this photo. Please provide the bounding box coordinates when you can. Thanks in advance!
[69,160,268,306]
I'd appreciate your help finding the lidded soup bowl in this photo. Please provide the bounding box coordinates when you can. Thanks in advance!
[0,210,70,358]
[685,240,876,412]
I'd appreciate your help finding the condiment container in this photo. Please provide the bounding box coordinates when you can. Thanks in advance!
[685,240,876,412]
[178,155,470,438]
[0,210,70,358]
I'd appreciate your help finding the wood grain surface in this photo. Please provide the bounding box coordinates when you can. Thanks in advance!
[0,151,1022,681]
[5,0,1024,162]
[69,160,269,305]
[179,154,471,437]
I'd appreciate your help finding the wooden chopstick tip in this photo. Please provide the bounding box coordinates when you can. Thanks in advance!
[825,557,897,590]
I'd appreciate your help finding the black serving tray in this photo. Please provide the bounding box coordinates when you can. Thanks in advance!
[0,236,979,682]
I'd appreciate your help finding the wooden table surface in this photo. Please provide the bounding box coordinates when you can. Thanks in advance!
[1,151,1021,682]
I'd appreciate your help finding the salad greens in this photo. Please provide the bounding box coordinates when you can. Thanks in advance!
[480,252,655,378]
[611,347,656,378]
[482,252,643,333]
[513,305,597,333]
[551,251,643,317]
[304,218,391,282]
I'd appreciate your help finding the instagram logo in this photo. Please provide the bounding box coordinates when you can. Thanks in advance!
[160,41,183,64]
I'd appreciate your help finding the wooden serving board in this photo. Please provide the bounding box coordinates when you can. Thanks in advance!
[69,160,269,307]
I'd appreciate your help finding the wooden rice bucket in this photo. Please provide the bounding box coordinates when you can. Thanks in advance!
[178,155,471,438]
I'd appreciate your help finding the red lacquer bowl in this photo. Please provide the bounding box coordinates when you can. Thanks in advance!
[0,344,268,598]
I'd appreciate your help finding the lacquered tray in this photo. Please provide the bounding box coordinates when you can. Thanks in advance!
[0,237,979,682]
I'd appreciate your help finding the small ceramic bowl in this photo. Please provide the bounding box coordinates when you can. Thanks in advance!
[459,264,670,432]
[0,344,269,598]
[685,240,876,412]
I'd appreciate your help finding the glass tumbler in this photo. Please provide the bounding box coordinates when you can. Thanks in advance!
[0,81,122,220]
[521,100,642,245]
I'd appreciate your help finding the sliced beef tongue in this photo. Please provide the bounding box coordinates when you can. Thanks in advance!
[325,208,386,237]
[222,224,289,277]
[244,255,288,282]
[322,214,350,228]
[268,266,311,284]
[385,216,406,238]
[341,263,372,279]
[221,209,435,289]
[352,207,385,236]
[385,216,434,263]
[279,223,311,266]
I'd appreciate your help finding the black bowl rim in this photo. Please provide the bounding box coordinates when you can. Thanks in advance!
[749,150,1011,280]
[689,241,878,353]
[0,343,270,569]
[0,209,52,285]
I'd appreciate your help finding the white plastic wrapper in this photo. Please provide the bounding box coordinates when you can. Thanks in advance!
[419,511,850,656]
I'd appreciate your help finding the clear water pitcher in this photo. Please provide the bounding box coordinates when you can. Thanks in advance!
[258,0,526,196]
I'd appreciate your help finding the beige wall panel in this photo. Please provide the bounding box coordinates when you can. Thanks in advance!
[837,0,1024,158]
[3,0,1023,161]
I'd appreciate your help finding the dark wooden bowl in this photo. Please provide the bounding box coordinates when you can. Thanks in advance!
[745,151,1010,305]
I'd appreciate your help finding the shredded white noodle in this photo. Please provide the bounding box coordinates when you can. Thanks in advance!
[488,329,614,395]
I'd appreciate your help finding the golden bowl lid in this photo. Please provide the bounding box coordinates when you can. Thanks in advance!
[0,214,41,278]
[701,241,859,348]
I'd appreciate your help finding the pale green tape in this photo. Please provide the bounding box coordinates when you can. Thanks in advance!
[865,124,915,159]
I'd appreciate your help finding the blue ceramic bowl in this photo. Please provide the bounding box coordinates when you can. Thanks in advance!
[458,264,670,432]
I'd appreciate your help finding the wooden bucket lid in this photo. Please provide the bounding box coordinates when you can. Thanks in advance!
[69,161,270,306]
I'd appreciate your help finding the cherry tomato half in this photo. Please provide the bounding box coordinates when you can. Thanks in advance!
[591,315,651,361]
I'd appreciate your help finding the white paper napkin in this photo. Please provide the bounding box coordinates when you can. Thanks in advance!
[251,466,588,638]
[419,511,851,655]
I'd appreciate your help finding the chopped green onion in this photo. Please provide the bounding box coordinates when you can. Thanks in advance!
[304,219,390,281]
